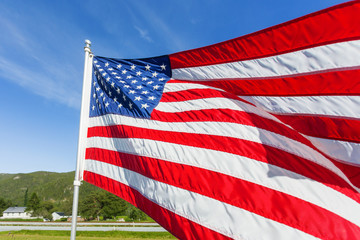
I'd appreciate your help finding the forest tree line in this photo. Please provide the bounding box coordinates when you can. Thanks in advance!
[0,190,148,221]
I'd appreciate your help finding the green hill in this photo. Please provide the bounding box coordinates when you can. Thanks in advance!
[0,171,152,221]
[0,171,102,208]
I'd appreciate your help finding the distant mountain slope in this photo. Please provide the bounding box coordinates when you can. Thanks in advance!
[0,171,101,206]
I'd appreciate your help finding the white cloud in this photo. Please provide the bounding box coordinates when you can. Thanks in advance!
[0,6,84,109]
[0,56,81,109]
[126,1,188,52]
[134,25,153,43]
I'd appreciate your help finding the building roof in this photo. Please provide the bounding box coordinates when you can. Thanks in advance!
[3,207,27,213]
[53,212,65,216]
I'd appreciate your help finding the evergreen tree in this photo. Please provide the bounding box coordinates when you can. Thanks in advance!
[129,208,147,221]
[79,191,129,220]
[79,192,103,220]
[101,192,127,219]
[27,192,40,213]
[0,198,12,217]
[23,188,28,207]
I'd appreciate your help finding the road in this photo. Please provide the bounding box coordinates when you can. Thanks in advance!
[0,221,166,232]
[0,221,160,226]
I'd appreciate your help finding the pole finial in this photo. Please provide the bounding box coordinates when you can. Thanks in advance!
[84,39,91,53]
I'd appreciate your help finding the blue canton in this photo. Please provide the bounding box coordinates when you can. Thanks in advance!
[90,55,171,118]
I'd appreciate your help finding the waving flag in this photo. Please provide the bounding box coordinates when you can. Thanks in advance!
[82,1,360,239]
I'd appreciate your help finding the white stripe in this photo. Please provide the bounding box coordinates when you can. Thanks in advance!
[171,40,360,80]
[241,95,360,118]
[161,81,360,166]
[89,113,352,189]
[86,136,360,227]
[158,95,284,124]
[161,82,285,125]
[157,98,358,190]
[163,81,224,93]
[85,160,319,240]
[307,135,360,166]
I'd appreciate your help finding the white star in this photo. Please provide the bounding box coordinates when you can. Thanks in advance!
[106,77,110,82]
[130,65,136,70]
[94,60,98,63]
[118,103,123,108]
[111,82,115,88]
[111,72,117,75]
[159,77,165,81]
[116,88,121,94]
[96,64,100,67]
[102,72,107,76]
[145,64,151,71]
[122,69,127,74]
[129,102,133,109]
[115,76,121,79]
[105,102,109,107]
[105,62,109,67]
[153,85,160,90]
[108,68,114,71]
[152,71,158,77]
[136,85,143,89]
[161,64,166,71]
[147,81,154,85]
[124,85,130,88]
[142,77,148,81]
[93,82,96,86]
[131,80,138,84]
[102,96,106,101]
[148,96,156,100]
[98,104,101,109]
[134,96,142,101]
[96,99,99,103]
[108,91,112,96]
[99,69,104,72]
[141,103,149,109]
[126,75,132,79]
[119,80,125,84]
[142,90,149,94]
[123,95,126,101]
[136,71,142,76]
[114,97,118,102]
[129,90,136,94]
[117,64,122,69]
[100,92,104,97]
[93,93,96,98]
[92,105,95,110]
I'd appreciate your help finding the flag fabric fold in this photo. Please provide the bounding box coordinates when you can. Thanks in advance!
[82,1,360,239]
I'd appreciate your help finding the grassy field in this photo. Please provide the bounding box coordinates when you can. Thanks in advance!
[0,230,176,240]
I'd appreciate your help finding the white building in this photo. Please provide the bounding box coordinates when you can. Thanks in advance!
[52,212,67,221]
[1,207,32,219]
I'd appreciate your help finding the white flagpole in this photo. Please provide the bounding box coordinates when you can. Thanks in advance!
[70,39,93,240]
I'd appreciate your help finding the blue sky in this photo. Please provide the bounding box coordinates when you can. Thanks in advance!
[0,0,349,173]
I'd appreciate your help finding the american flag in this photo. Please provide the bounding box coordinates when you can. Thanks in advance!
[82,1,360,239]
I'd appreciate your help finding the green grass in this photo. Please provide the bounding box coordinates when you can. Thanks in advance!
[0,218,44,222]
[0,230,176,240]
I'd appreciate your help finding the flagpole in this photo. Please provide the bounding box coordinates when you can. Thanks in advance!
[70,39,93,240]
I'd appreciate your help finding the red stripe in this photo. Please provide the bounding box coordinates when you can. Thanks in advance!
[333,160,360,190]
[152,107,314,148]
[170,1,360,69]
[160,85,360,143]
[87,124,360,202]
[276,114,360,144]
[83,171,231,240]
[85,148,360,239]
[162,86,254,105]
[177,69,360,96]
